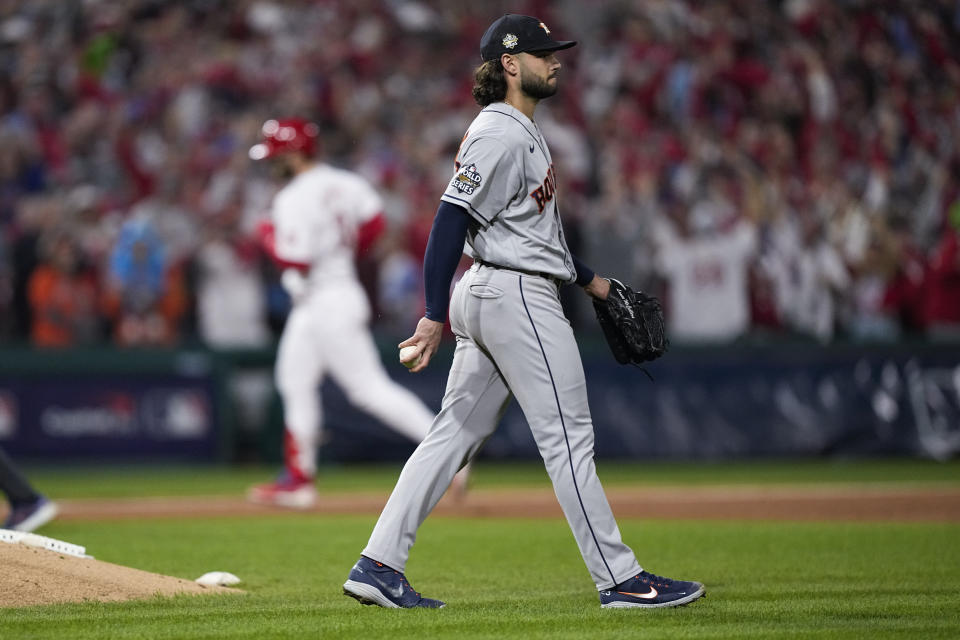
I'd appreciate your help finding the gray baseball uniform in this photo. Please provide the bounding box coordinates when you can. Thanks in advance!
[362,102,643,590]
[441,103,576,281]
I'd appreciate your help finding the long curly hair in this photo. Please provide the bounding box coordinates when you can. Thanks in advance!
[472,59,507,107]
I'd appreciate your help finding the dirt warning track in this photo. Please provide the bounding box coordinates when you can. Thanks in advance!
[44,485,960,522]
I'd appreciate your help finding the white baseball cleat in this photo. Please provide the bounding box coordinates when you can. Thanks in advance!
[247,474,317,509]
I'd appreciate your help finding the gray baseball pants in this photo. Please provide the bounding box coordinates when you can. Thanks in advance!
[362,263,642,590]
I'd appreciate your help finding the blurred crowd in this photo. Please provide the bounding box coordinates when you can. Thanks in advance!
[1,0,958,349]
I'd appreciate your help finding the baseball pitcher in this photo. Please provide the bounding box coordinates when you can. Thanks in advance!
[342,15,704,609]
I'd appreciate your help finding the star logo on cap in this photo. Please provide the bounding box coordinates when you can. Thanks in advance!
[502,33,518,49]
[539,22,551,34]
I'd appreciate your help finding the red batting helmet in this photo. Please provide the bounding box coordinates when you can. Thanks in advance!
[248,118,319,160]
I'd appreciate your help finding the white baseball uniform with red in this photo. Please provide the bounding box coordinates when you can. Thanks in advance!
[270,164,435,479]
[655,221,757,342]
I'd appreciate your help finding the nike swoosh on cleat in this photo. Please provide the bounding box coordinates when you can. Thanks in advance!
[370,574,404,599]
[617,586,658,599]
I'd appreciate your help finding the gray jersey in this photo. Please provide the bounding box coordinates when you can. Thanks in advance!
[441,102,576,283]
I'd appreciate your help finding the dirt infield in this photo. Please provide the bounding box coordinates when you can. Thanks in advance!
[0,542,241,608]
[46,485,960,522]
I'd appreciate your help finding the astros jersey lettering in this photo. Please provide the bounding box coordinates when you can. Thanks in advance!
[441,102,576,282]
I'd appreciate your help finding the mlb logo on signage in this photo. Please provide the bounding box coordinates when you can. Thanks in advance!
[143,389,211,439]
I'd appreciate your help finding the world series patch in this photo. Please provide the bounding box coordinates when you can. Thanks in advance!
[452,164,482,195]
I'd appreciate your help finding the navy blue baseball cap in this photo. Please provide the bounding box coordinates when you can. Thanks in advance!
[480,14,576,62]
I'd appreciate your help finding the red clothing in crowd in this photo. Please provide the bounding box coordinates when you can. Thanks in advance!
[925,231,960,326]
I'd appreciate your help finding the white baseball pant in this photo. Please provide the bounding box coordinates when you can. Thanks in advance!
[275,282,435,478]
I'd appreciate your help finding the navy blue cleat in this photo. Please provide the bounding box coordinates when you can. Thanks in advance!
[3,496,58,532]
[343,556,445,609]
[600,570,705,609]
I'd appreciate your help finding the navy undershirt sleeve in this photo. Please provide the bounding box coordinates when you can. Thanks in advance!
[571,253,595,287]
[423,201,470,322]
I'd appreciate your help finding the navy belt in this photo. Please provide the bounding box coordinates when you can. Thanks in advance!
[476,259,561,285]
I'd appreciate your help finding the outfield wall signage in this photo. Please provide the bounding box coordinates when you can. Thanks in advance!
[0,376,217,460]
[318,344,960,462]
[0,344,955,463]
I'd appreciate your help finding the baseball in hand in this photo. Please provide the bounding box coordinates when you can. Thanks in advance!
[399,345,422,368]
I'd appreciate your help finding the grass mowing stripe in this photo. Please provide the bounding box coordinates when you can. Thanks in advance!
[2,517,957,639]
[20,458,960,500]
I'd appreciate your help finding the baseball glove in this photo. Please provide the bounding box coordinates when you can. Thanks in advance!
[592,278,668,366]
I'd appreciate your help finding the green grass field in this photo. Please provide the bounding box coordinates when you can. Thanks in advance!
[23,457,960,498]
[2,460,959,639]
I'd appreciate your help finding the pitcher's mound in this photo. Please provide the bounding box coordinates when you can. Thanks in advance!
[0,542,242,608]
